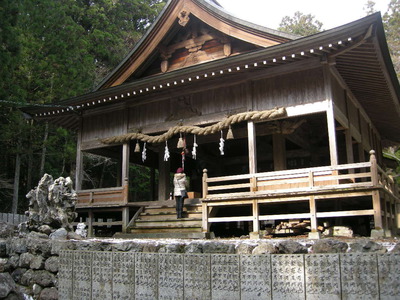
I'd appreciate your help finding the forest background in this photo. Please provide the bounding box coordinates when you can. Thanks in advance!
[0,0,399,213]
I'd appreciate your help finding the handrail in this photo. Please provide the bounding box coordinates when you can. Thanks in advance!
[202,160,380,199]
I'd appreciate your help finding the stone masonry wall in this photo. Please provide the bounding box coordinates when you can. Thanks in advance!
[60,250,400,299]
[1,234,400,299]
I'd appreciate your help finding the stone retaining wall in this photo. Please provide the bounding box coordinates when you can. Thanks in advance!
[59,250,400,299]
[1,235,400,299]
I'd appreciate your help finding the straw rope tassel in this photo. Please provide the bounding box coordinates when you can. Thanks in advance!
[226,125,234,140]
[134,140,140,152]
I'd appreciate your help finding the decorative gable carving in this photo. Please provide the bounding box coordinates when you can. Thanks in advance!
[159,16,233,73]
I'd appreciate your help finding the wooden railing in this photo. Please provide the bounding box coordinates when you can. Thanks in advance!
[202,152,397,200]
[77,184,128,207]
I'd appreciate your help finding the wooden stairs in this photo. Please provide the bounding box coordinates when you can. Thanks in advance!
[115,201,211,239]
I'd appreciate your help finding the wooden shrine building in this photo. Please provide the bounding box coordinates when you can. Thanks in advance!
[24,0,400,238]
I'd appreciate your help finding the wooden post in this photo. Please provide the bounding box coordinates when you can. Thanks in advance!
[247,121,257,174]
[122,143,130,186]
[252,199,259,234]
[370,150,383,229]
[122,143,130,203]
[158,146,170,201]
[273,134,286,171]
[323,65,338,166]
[345,129,355,177]
[122,207,129,233]
[202,169,208,198]
[87,210,94,237]
[202,202,208,232]
[370,150,378,186]
[309,196,318,232]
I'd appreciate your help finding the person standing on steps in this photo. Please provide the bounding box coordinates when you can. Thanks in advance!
[173,167,188,219]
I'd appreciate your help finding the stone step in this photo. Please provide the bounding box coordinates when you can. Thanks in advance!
[139,211,202,221]
[134,218,202,228]
[130,226,203,233]
[143,204,202,214]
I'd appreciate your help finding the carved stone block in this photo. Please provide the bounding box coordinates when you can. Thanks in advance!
[112,252,135,300]
[58,250,74,300]
[271,254,305,300]
[378,253,400,300]
[73,251,92,300]
[158,253,184,299]
[340,253,378,299]
[184,254,211,300]
[92,251,113,300]
[135,253,158,300]
[240,254,272,299]
[305,254,340,299]
[211,254,240,300]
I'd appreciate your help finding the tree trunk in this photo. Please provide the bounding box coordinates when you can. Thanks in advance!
[26,120,34,192]
[12,140,21,213]
[39,122,49,177]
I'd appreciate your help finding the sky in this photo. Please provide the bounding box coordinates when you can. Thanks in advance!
[216,0,391,30]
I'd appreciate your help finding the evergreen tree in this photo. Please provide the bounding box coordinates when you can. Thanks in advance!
[278,11,323,36]
[0,0,165,212]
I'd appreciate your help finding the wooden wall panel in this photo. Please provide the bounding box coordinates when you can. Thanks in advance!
[128,100,171,131]
[82,110,126,142]
[252,68,325,111]
[360,116,371,150]
[332,77,346,114]
[347,100,360,132]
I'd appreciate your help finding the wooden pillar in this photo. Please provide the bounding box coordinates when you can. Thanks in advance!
[252,199,259,233]
[345,129,354,164]
[158,146,170,201]
[309,196,318,232]
[370,150,383,229]
[273,134,286,171]
[87,210,94,237]
[202,169,208,198]
[323,65,338,166]
[122,207,129,233]
[150,167,156,201]
[122,143,130,185]
[202,202,209,232]
[122,143,130,204]
[247,121,257,174]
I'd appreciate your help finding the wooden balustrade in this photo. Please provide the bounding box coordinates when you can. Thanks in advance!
[203,161,375,200]
[77,185,128,207]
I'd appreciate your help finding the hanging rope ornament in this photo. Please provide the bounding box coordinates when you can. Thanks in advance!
[219,130,225,155]
[142,142,147,162]
[192,135,198,160]
[226,125,234,140]
[134,140,141,152]
[164,140,170,161]
[181,148,185,170]
[177,133,184,148]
